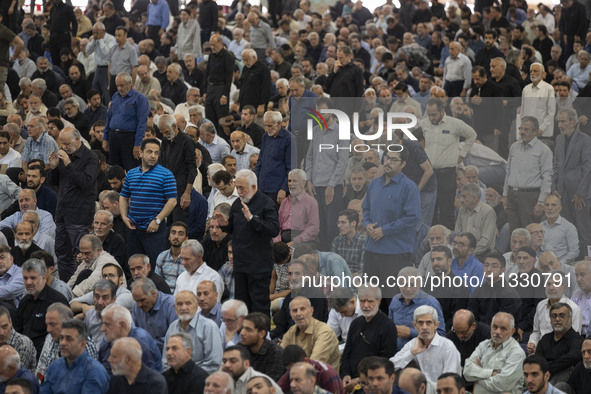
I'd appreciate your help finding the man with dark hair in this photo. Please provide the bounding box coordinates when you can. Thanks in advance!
[39,319,109,392]
[5,378,34,394]
[364,357,398,394]
[327,287,360,344]
[84,89,108,127]
[239,312,283,381]
[163,332,208,394]
[0,305,36,371]
[325,45,364,98]
[222,345,283,393]
[514,246,546,344]
[436,373,466,394]
[238,105,264,149]
[24,165,56,217]
[31,250,72,301]
[105,166,125,194]
[205,35,234,138]
[331,209,366,275]
[523,354,562,393]
[450,232,484,295]
[470,65,504,151]
[475,30,504,73]
[155,223,188,293]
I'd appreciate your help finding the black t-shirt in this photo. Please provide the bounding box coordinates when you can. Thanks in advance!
[0,25,16,68]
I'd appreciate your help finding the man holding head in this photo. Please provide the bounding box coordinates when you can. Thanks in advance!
[39,319,109,393]
[48,127,99,282]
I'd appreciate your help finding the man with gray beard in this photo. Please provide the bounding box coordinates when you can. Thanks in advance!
[10,221,42,267]
[559,338,591,392]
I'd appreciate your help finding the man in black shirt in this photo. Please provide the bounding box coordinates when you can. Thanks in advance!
[158,114,197,223]
[10,222,42,267]
[238,49,271,113]
[562,339,591,393]
[48,127,99,282]
[448,309,491,367]
[102,2,124,36]
[238,106,264,149]
[163,333,208,394]
[202,215,231,272]
[470,65,504,149]
[162,64,188,107]
[241,312,284,382]
[49,0,77,69]
[205,35,235,139]
[14,258,69,358]
[128,254,171,294]
[63,98,90,140]
[475,30,504,74]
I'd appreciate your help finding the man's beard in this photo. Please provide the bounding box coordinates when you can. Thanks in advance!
[240,192,254,203]
[18,241,32,250]
[111,361,128,376]
[178,312,196,322]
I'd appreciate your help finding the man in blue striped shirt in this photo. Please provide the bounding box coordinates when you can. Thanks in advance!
[120,138,177,265]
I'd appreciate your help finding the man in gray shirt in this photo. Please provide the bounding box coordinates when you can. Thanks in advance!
[109,26,138,97]
[247,12,276,62]
[86,22,116,105]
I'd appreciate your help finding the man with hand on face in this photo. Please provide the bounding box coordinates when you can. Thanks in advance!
[238,49,271,113]
[392,305,461,384]
[163,333,209,394]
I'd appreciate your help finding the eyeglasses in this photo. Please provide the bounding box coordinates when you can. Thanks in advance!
[550,313,571,320]
[383,156,402,163]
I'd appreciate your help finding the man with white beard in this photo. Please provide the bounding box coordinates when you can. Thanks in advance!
[162,290,222,373]
[558,339,591,392]
[10,221,42,267]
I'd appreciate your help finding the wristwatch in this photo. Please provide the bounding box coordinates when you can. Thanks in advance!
[155,218,161,225]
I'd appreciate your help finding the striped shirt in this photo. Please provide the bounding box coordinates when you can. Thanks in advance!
[21,132,58,164]
[155,249,184,292]
[120,164,177,229]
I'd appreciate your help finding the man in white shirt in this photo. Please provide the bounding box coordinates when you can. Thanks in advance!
[230,131,259,171]
[174,239,224,300]
[520,63,555,138]
[0,130,20,169]
[210,170,239,218]
[540,195,579,264]
[391,305,461,384]
[327,287,360,346]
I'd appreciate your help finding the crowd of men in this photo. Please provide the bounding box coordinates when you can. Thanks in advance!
[0,0,590,392]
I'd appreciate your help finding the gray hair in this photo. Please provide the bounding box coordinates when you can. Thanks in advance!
[276,78,288,87]
[530,62,545,72]
[428,225,451,238]
[22,258,47,276]
[19,77,32,87]
[100,190,120,204]
[169,332,194,350]
[289,168,307,182]
[207,371,235,394]
[113,337,143,362]
[200,123,216,135]
[22,210,40,229]
[492,311,515,330]
[2,349,20,369]
[357,285,382,299]
[181,239,204,257]
[93,22,105,30]
[461,183,481,198]
[512,228,531,242]
[235,169,257,187]
[102,304,132,329]
[188,104,205,116]
[47,302,74,321]
[413,305,438,323]
[131,277,158,296]
[80,234,103,251]
[243,48,257,61]
[116,72,133,84]
[208,163,226,177]
[558,108,578,121]
[263,111,282,124]
[95,209,114,225]
[64,97,79,108]
[31,78,47,90]
[158,114,176,129]
[93,279,117,298]
[128,254,149,267]
[506,49,522,65]
[221,299,248,318]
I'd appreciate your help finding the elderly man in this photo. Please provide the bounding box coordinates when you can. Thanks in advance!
[0,345,38,393]
[230,131,260,171]
[567,50,591,92]
[162,290,222,373]
[134,64,161,96]
[455,183,497,260]
[11,221,42,267]
[174,87,200,121]
[106,337,167,393]
[417,225,453,279]
[163,332,209,394]
[15,259,68,358]
[443,41,472,97]
[99,304,161,374]
[0,245,24,307]
[35,303,99,380]
[48,128,99,282]
[86,22,116,104]
[103,72,150,171]
[521,62,555,138]
[535,302,585,384]
[199,123,231,164]
[239,49,271,112]
[162,63,187,107]
[39,319,109,393]
[73,280,117,345]
[0,189,55,239]
[448,309,491,372]
[196,280,222,326]
[158,114,197,223]
[205,371,235,394]
[131,278,176,353]
[21,117,58,174]
[173,239,224,300]
[540,194,580,264]
[218,299,247,349]
[280,296,340,370]
[464,312,526,394]
[572,261,591,336]
[92,210,126,275]
[0,305,36,371]
[204,35,234,137]
[392,305,461,383]
[128,253,170,294]
[503,228,531,275]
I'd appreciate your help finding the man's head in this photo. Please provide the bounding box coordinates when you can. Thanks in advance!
[45,303,74,343]
[205,371,234,394]
[108,337,142,377]
[538,252,562,273]
[115,26,128,47]
[290,362,319,394]
[235,170,258,203]
[460,183,482,211]
[4,378,32,394]
[106,168,125,193]
[140,138,160,168]
[543,194,562,220]
[289,297,314,331]
[131,278,159,313]
[0,245,12,278]
[59,319,88,364]
[93,210,113,240]
[427,225,450,247]
[240,312,269,348]
[365,358,396,394]
[452,309,477,342]
[263,111,283,138]
[101,304,133,342]
[557,109,578,137]
[549,302,573,335]
[92,279,117,315]
[78,234,103,266]
[222,345,251,380]
[288,169,306,197]
[436,373,465,394]
[175,291,198,322]
[197,280,218,315]
[166,63,182,84]
[516,246,537,273]
[0,307,13,345]
[22,258,47,297]
[328,287,357,319]
[115,72,133,97]
[349,166,366,192]
[0,346,20,382]
[180,239,204,275]
[158,114,178,141]
[230,131,248,154]
[17,189,36,213]
[490,312,515,346]
[576,261,591,293]
[579,50,591,68]
[483,251,506,283]
[26,166,45,191]
[247,376,276,394]
[523,355,550,394]
[358,286,382,320]
[59,127,82,155]
[452,233,476,260]
[398,266,421,300]
[430,245,452,275]
[26,116,44,140]
[168,222,188,250]
[582,339,591,369]
[412,306,439,343]
[337,209,359,238]
[525,223,544,250]
[166,333,193,372]
[382,150,407,178]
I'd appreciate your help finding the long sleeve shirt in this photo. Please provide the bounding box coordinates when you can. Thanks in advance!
[85,34,116,66]
[132,291,177,353]
[47,143,99,226]
[175,19,202,59]
[362,173,421,255]
[521,81,556,137]
[420,115,477,169]
[99,327,162,374]
[49,2,77,34]
[305,121,349,187]
[277,192,319,244]
[205,48,234,97]
[464,337,525,394]
[40,350,108,394]
[455,201,497,255]
[0,263,24,306]
[281,318,341,371]
[443,53,472,89]
[0,208,56,239]
[541,216,580,263]
[160,131,197,196]
[254,128,291,194]
[146,0,170,29]
[103,88,150,147]
[249,21,276,50]
[504,137,553,204]
[529,297,583,346]
[536,327,584,376]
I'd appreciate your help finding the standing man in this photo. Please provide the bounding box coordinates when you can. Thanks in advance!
[103,72,150,171]
[503,116,553,232]
[48,128,99,282]
[247,12,276,62]
[158,115,197,223]
[119,138,177,265]
[86,23,116,105]
[238,50,271,113]
[109,27,138,98]
[145,0,170,49]
[49,0,77,70]
[520,63,555,139]
[0,13,23,101]
[420,98,477,229]
[552,108,591,259]
[362,147,420,283]
[213,169,279,313]
[325,45,364,101]
[204,35,234,139]
[443,41,472,97]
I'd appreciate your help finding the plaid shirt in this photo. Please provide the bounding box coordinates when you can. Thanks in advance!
[331,232,367,274]
[6,328,36,371]
[35,333,98,381]
[21,132,59,164]
[155,249,184,292]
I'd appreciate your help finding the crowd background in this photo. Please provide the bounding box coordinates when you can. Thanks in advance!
[0,0,590,393]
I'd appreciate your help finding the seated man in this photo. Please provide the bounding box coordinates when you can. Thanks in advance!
[464,312,526,394]
[527,271,582,352]
[561,338,591,393]
[526,222,555,258]
[537,251,577,297]
[397,367,431,394]
[67,234,125,298]
[534,302,584,384]
[572,260,591,335]
[14,258,68,359]
[0,245,25,307]
[163,333,209,394]
[78,280,118,345]
[131,278,177,353]
[277,345,342,394]
[0,345,38,393]
[162,291,223,374]
[327,287,361,344]
[91,210,127,279]
[221,345,284,394]
[22,211,56,267]
[330,209,366,275]
[128,253,170,294]
[540,194,579,263]
[523,355,565,394]
[239,312,284,382]
[71,263,134,313]
[11,221,42,267]
[503,228,531,276]
[98,304,162,374]
[416,225,453,279]
[197,280,222,327]
[35,302,98,381]
[173,239,224,302]
[388,266,446,350]
[105,337,167,393]
[39,319,109,393]
[220,299,247,349]
[392,305,461,383]
[0,189,55,239]
[468,251,521,326]
[0,306,36,371]
[202,215,232,271]
[451,232,484,295]
[447,309,491,369]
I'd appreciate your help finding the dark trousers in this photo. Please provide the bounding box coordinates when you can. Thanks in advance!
[147,25,161,49]
[443,80,464,98]
[315,184,343,251]
[561,193,591,259]
[92,67,110,105]
[50,32,70,70]
[204,84,229,139]
[364,250,411,298]
[234,271,271,313]
[506,189,539,233]
[109,74,117,99]
[170,204,189,224]
[108,131,139,171]
[433,167,456,229]
[201,28,212,45]
[55,222,89,282]
[126,223,168,266]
